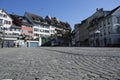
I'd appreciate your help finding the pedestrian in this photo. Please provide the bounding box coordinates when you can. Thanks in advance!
[13,41,17,48]
[7,41,10,48]
[17,42,19,47]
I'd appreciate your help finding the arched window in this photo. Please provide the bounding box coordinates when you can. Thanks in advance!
[116,25,120,34]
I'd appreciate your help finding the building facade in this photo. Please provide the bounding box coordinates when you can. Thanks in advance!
[45,16,71,46]
[20,16,34,39]
[25,12,71,46]
[73,6,120,47]
[0,9,18,47]
[88,6,120,47]
[0,9,71,47]
[74,24,81,46]
[24,12,56,46]
[10,14,34,39]
[74,19,89,47]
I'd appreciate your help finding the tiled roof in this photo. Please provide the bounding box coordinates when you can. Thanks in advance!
[10,14,22,26]
[25,12,45,24]
[25,13,71,30]
[106,6,120,16]
[45,16,71,30]
[10,14,32,26]
[0,9,13,20]
[97,6,120,20]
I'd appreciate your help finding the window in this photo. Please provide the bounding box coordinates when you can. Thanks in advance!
[107,18,110,24]
[34,19,40,22]
[34,28,38,31]
[104,31,106,35]
[108,26,111,34]
[22,30,28,33]
[103,24,106,26]
[3,14,7,18]
[28,25,32,28]
[40,29,44,32]
[44,26,49,29]
[0,13,2,17]
[103,27,106,35]
[0,27,2,31]
[35,25,39,27]
[9,28,12,31]
[117,17,120,23]
[51,30,55,33]
[28,31,33,33]
[4,20,9,24]
[22,19,27,23]
[16,29,20,31]
[34,34,39,36]
[103,21,106,26]
[9,21,11,25]
[13,33,19,36]
[0,19,3,25]
[45,30,49,33]
[116,25,120,34]
[52,26,55,28]
[40,25,44,28]
[118,38,120,42]
[109,38,111,43]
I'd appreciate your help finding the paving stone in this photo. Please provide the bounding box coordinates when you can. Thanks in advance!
[0,47,120,80]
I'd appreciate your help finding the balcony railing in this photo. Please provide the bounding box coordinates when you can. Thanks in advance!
[0,34,19,38]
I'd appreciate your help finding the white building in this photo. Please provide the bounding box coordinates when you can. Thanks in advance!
[0,9,12,35]
[0,9,16,47]
[24,12,56,46]
[88,6,120,47]
[0,9,22,47]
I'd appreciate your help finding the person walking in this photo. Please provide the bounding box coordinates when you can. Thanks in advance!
[7,41,10,48]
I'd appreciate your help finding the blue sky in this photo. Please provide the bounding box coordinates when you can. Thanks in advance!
[1,0,120,29]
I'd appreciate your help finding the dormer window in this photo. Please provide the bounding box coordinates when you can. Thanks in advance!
[32,17,40,22]
[35,19,40,22]
[19,17,22,20]
[3,14,7,18]
[22,19,27,23]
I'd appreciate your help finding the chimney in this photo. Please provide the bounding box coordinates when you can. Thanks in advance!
[96,8,103,12]
[96,8,99,11]
[99,8,103,11]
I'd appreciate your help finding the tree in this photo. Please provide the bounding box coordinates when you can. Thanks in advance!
[62,30,71,46]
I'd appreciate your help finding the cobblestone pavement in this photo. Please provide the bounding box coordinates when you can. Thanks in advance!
[0,47,120,80]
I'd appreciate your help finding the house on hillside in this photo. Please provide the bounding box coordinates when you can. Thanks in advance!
[0,9,19,47]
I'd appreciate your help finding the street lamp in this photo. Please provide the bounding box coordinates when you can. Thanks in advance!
[94,30,100,47]
[1,27,5,48]
[95,30,100,34]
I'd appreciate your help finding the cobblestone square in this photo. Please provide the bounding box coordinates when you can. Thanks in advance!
[0,47,120,80]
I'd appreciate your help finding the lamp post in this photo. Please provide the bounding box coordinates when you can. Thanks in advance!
[95,30,100,47]
[1,27,5,48]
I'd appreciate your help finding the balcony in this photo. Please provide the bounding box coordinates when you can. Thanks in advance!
[0,34,19,38]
